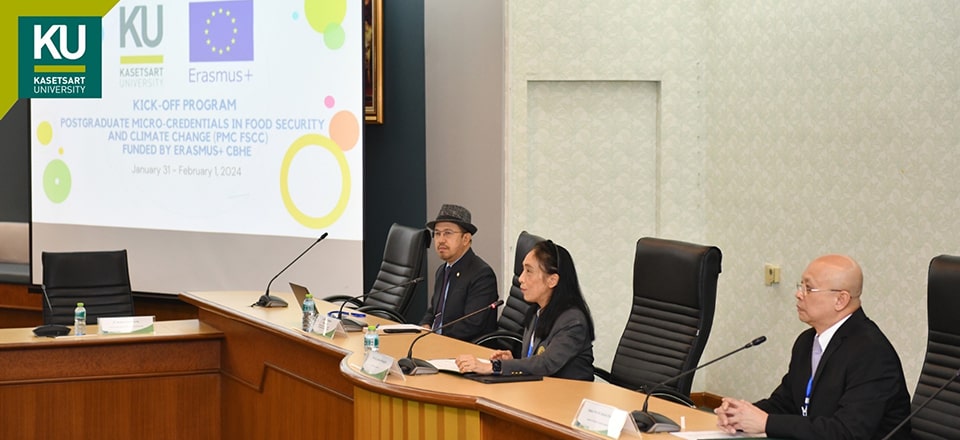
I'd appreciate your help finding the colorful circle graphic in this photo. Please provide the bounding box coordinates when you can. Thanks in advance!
[280,133,350,229]
[303,0,346,34]
[323,23,345,49]
[37,121,53,145]
[43,159,72,203]
[329,110,359,151]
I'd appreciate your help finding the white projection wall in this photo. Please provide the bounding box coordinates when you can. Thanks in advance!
[30,0,364,296]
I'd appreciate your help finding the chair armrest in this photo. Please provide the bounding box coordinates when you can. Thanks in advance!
[472,330,524,359]
[646,387,697,408]
[593,366,613,384]
[323,295,364,309]
[356,305,406,323]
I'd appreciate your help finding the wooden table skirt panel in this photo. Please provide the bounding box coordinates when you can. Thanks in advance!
[0,339,220,383]
[222,364,354,439]
[354,386,481,440]
[0,374,220,439]
[185,296,359,439]
[0,320,224,440]
[195,307,354,398]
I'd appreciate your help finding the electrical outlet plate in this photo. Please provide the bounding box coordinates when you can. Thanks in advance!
[764,263,781,285]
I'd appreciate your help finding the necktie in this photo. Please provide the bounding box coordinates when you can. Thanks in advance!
[433,266,452,333]
[811,336,823,375]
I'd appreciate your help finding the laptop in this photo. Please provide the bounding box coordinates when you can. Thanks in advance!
[289,282,311,306]
[290,282,367,331]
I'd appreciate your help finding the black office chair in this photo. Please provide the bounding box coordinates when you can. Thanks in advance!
[909,255,960,440]
[325,223,430,323]
[594,237,721,403]
[471,230,544,358]
[41,250,135,325]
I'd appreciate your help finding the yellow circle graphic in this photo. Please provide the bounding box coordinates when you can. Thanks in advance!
[37,121,53,145]
[280,133,351,229]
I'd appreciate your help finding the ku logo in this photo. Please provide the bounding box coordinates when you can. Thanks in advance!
[19,16,102,99]
[34,24,86,60]
[120,5,164,48]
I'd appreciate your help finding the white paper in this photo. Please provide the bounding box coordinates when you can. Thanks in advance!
[312,315,347,339]
[426,358,489,374]
[571,398,638,438]
[98,316,155,334]
[360,351,392,380]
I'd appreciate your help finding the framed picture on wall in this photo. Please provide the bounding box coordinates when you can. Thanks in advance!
[364,0,383,124]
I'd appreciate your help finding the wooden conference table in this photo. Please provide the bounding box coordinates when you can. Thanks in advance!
[181,290,719,439]
[0,319,223,439]
[0,290,720,439]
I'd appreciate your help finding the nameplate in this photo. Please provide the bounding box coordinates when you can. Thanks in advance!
[97,316,155,335]
[359,351,404,381]
[312,315,347,339]
[572,398,639,438]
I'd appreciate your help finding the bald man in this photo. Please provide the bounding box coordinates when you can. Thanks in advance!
[715,254,911,440]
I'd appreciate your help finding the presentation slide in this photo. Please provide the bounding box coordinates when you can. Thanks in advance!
[30,0,365,296]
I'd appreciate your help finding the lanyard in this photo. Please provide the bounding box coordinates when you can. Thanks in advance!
[801,375,813,417]
[526,314,539,358]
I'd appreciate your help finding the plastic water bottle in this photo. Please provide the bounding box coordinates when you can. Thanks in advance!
[74,302,86,336]
[363,325,379,353]
[301,293,317,331]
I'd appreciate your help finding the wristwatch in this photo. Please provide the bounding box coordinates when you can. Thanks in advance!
[491,359,502,375]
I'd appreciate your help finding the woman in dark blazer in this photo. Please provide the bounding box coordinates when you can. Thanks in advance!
[455,239,596,381]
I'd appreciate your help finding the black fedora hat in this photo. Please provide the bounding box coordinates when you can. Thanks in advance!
[426,204,477,234]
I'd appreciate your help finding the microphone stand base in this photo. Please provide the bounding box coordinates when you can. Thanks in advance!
[399,358,439,376]
[252,295,288,308]
[631,410,680,433]
[340,318,368,332]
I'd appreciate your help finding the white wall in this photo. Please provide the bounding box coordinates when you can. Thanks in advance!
[506,0,710,383]
[703,0,960,399]
[505,0,960,399]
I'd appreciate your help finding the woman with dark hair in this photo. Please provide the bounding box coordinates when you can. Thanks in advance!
[455,240,596,381]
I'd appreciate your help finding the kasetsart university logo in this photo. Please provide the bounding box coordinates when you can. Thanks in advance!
[19,17,102,99]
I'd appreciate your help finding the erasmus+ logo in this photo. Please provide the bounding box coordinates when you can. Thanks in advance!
[189,1,254,62]
[18,17,102,99]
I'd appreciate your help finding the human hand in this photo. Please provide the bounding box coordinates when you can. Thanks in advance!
[455,354,493,375]
[489,350,514,361]
[714,397,767,434]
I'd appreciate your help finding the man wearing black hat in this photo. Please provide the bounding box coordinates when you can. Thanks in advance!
[419,204,499,342]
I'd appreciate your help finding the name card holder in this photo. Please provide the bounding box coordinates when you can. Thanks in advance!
[312,315,348,339]
[572,398,641,438]
[359,351,405,381]
[97,316,156,335]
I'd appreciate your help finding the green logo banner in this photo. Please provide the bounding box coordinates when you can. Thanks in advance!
[18,16,102,99]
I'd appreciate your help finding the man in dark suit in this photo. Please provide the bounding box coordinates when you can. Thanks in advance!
[418,204,499,342]
[715,254,911,440]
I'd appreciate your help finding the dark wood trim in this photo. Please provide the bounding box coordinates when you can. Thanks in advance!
[690,391,724,410]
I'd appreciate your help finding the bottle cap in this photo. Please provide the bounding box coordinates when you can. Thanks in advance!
[367,325,376,331]
[305,293,312,298]
[77,302,84,307]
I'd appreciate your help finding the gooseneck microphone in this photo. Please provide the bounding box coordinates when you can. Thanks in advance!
[332,277,424,331]
[633,336,767,433]
[32,286,71,337]
[398,299,504,375]
[879,367,960,440]
[252,232,328,308]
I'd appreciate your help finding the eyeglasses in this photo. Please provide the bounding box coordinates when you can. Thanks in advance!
[795,282,844,296]
[432,229,464,239]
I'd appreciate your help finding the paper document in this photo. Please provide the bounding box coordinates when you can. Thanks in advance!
[427,358,490,374]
